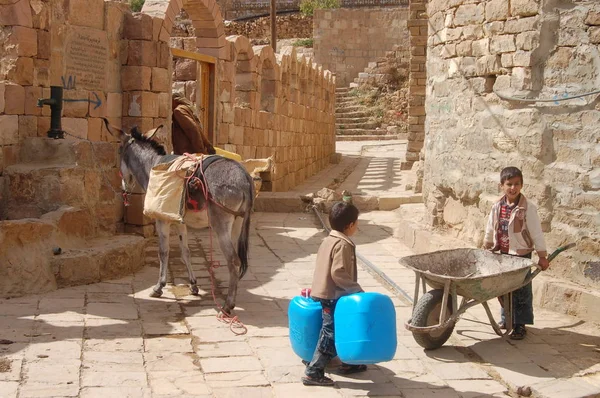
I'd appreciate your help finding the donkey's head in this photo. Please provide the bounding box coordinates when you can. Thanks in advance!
[102,118,166,192]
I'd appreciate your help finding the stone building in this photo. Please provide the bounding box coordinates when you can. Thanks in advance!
[0,0,336,297]
[411,0,600,317]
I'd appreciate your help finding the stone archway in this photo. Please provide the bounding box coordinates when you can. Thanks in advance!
[141,0,227,59]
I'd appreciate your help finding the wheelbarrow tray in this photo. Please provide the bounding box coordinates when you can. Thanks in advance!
[399,248,533,302]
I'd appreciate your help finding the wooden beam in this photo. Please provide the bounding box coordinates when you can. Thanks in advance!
[170,47,217,64]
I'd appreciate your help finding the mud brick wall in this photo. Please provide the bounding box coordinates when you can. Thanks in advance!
[422,0,600,289]
[313,7,410,87]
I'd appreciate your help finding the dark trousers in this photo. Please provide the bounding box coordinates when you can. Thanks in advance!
[501,253,534,325]
[305,298,337,378]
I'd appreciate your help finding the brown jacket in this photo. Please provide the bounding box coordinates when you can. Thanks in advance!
[311,230,363,300]
[172,102,215,155]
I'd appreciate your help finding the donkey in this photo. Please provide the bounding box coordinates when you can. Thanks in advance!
[103,119,254,313]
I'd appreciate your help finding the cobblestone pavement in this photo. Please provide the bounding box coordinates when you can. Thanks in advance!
[2,141,599,397]
[1,211,599,398]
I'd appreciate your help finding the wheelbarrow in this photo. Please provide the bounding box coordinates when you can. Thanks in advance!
[401,244,575,349]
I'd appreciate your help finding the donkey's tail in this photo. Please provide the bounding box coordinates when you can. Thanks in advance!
[237,207,251,280]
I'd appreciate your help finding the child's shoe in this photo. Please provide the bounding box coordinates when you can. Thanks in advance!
[509,324,527,340]
[336,364,368,375]
[301,375,334,386]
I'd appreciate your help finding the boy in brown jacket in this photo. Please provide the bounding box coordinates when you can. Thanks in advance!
[302,202,367,387]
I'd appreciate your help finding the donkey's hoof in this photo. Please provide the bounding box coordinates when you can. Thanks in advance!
[150,288,163,298]
[190,285,199,296]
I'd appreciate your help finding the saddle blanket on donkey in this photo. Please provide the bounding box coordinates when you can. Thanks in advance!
[143,153,271,224]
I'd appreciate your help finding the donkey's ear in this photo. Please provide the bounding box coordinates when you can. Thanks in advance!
[145,125,163,140]
[102,118,127,139]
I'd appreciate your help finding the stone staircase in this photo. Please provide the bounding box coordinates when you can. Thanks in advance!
[335,87,394,142]
[0,138,146,298]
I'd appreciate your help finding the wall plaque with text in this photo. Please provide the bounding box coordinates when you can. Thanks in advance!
[64,27,108,91]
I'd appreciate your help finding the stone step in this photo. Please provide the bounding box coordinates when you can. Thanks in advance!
[336,128,387,135]
[336,121,380,130]
[335,110,370,118]
[51,234,146,288]
[3,163,120,220]
[336,135,406,141]
[335,104,368,114]
[40,206,97,246]
[19,137,117,168]
[335,87,350,93]
[336,116,372,124]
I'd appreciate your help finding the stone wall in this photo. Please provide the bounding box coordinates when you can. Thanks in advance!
[423,0,600,289]
[224,14,313,40]
[215,38,335,191]
[313,7,410,87]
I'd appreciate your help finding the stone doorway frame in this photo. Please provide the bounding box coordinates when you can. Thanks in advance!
[171,48,217,143]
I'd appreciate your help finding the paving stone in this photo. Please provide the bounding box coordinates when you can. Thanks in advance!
[0,358,21,381]
[145,336,193,353]
[147,370,211,395]
[532,377,600,398]
[195,341,254,358]
[84,337,144,352]
[273,382,344,396]
[0,381,18,398]
[201,355,263,373]
[23,359,80,384]
[212,386,273,398]
[136,350,193,371]
[446,379,508,397]
[81,370,148,387]
[24,341,82,360]
[79,386,151,398]
[86,303,139,320]
[18,383,80,397]
[204,371,271,388]
[401,389,461,398]
[142,321,189,335]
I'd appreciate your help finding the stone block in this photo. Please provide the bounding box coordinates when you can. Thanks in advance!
[141,92,159,118]
[490,35,516,53]
[37,30,50,59]
[127,40,157,67]
[454,4,485,26]
[483,21,504,37]
[485,0,508,21]
[590,27,600,44]
[151,67,170,92]
[7,57,34,85]
[514,1,542,18]
[585,11,600,26]
[63,118,88,139]
[174,58,197,81]
[501,53,514,67]
[456,40,472,56]
[441,43,457,59]
[84,92,104,119]
[472,38,490,57]
[68,0,104,30]
[8,26,37,56]
[0,115,19,145]
[511,67,533,90]
[477,55,502,76]
[23,85,41,115]
[504,16,539,34]
[18,115,37,140]
[513,51,534,67]
[516,31,539,51]
[4,84,25,114]
[37,116,50,136]
[158,92,170,118]
[0,0,32,27]
[87,117,103,142]
[123,12,153,40]
[106,92,122,118]
[121,66,152,91]
[63,90,89,118]
[157,42,171,69]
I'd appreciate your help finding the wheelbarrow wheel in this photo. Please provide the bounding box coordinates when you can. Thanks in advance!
[411,289,455,350]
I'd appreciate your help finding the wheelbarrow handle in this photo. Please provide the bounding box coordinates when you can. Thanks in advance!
[528,243,576,281]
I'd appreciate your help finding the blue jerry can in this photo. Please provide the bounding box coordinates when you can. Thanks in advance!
[335,292,397,364]
[288,295,322,362]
